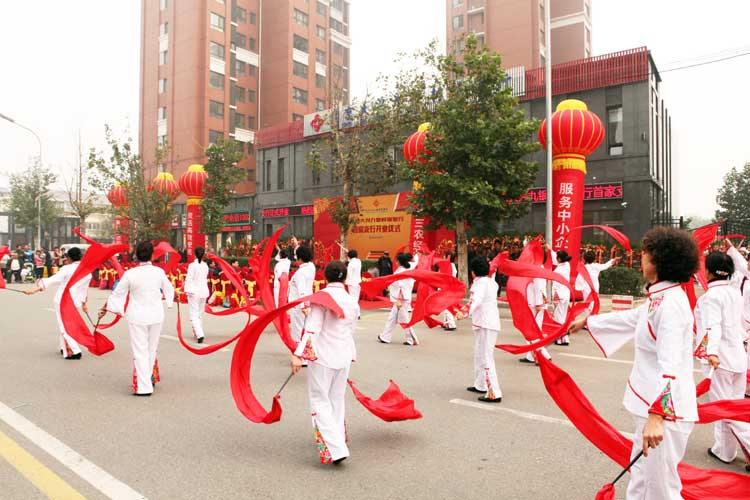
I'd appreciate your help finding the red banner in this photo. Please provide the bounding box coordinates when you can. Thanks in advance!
[552,169,585,255]
[186,204,205,263]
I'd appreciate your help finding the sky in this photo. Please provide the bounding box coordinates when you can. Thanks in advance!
[1,0,748,218]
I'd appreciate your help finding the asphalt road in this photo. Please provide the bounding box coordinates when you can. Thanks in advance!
[0,285,744,500]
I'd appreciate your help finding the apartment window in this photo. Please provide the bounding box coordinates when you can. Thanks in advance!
[316,25,326,39]
[160,22,168,35]
[292,87,308,104]
[316,1,326,16]
[232,28,246,49]
[330,17,346,34]
[332,64,342,81]
[294,8,309,27]
[331,0,343,10]
[293,61,308,78]
[312,167,321,186]
[210,13,225,32]
[248,116,256,129]
[316,49,326,64]
[249,64,257,76]
[210,42,225,60]
[452,14,464,30]
[316,98,325,111]
[250,12,256,24]
[160,0,167,10]
[316,74,326,88]
[231,84,246,103]
[209,100,224,118]
[157,135,167,147]
[233,6,247,23]
[209,130,223,145]
[277,158,285,190]
[249,37,256,51]
[608,106,623,155]
[264,160,271,191]
[248,89,256,102]
[452,0,463,6]
[454,38,465,55]
[333,42,343,56]
[292,113,304,121]
[209,71,224,89]
[159,50,168,65]
[293,35,309,52]
[234,59,246,76]
[233,112,246,129]
[159,78,167,93]
[247,142,254,155]
[158,106,167,120]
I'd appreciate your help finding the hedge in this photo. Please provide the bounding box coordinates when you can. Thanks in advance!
[598,266,646,297]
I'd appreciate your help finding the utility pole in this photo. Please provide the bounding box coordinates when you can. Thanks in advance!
[544,0,554,302]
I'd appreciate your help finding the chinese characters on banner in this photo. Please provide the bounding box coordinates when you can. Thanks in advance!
[411,217,425,253]
[512,182,623,204]
[551,169,586,253]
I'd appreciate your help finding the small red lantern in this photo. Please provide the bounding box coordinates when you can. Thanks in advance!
[107,183,128,207]
[178,164,208,201]
[403,122,433,164]
[151,172,179,200]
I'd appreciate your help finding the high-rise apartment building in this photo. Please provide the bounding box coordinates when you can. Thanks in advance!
[139,0,351,198]
[446,0,592,69]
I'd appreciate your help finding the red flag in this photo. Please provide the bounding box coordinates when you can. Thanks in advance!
[572,225,632,252]
[348,379,422,422]
[594,484,614,500]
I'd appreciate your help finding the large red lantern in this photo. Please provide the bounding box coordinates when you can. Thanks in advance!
[178,164,209,261]
[107,183,130,247]
[151,172,179,200]
[538,99,605,271]
[403,122,433,164]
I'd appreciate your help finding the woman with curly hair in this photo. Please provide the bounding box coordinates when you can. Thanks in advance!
[570,227,699,499]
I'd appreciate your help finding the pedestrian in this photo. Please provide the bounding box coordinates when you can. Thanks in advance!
[33,250,45,279]
[43,247,53,277]
[99,241,174,396]
[457,257,503,403]
[552,249,573,346]
[288,245,315,357]
[569,226,699,499]
[377,251,393,277]
[290,261,359,465]
[184,246,209,344]
[0,251,8,281]
[24,247,89,359]
[695,251,750,471]
[273,248,291,307]
[378,253,418,346]
[345,249,361,302]
[9,251,22,283]
[23,244,33,265]
[576,251,620,311]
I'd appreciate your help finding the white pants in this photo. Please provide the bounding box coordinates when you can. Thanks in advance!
[347,284,360,302]
[187,295,206,340]
[473,327,501,399]
[380,303,418,345]
[524,307,551,362]
[443,310,457,329]
[705,366,750,463]
[747,349,750,397]
[128,322,162,395]
[554,299,570,344]
[273,283,281,307]
[290,306,305,343]
[55,305,81,357]
[626,416,693,500]
[307,362,350,463]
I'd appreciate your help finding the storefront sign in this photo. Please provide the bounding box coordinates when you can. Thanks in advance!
[514,182,623,204]
[221,211,252,232]
[261,205,314,218]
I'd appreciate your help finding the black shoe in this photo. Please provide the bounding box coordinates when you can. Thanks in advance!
[478,396,502,403]
[332,456,347,465]
[466,387,484,394]
[444,327,456,331]
[707,448,733,464]
[197,337,204,344]
[133,392,152,397]
[377,336,389,344]
[65,353,82,360]
[519,358,538,365]
[59,350,63,355]
[745,464,750,473]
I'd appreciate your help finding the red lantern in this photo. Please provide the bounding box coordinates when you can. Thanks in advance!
[107,183,129,247]
[403,122,433,164]
[107,183,128,207]
[151,172,179,200]
[178,165,209,261]
[537,99,605,273]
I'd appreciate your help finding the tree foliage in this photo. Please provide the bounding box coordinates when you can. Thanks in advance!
[715,162,750,225]
[202,138,245,237]
[8,164,59,245]
[87,125,174,242]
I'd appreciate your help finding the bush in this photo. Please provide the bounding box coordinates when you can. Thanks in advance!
[598,266,646,297]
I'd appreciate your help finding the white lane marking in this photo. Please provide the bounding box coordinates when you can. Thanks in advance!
[43,308,55,312]
[0,401,148,499]
[449,398,634,439]
[556,353,704,374]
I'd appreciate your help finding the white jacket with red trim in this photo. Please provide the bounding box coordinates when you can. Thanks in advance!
[586,281,697,422]
[468,276,500,331]
[694,280,748,374]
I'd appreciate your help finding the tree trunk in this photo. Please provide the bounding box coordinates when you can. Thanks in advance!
[339,233,348,261]
[79,216,86,242]
[455,218,469,293]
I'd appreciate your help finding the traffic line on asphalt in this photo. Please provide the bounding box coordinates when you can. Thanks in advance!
[0,402,148,500]
[0,428,87,500]
[449,398,634,439]
[556,352,704,373]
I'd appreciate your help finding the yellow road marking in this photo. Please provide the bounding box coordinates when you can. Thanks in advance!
[0,429,86,500]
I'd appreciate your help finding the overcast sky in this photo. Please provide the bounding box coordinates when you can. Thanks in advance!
[1,1,748,218]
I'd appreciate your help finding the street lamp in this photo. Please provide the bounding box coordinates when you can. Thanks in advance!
[0,112,43,249]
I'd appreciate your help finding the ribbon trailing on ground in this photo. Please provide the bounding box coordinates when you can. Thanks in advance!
[348,379,422,422]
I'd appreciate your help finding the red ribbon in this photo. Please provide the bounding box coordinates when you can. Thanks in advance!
[348,379,422,422]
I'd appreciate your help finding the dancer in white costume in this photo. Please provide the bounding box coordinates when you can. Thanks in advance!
[345,249,361,303]
[184,247,209,343]
[273,248,291,307]
[378,253,418,346]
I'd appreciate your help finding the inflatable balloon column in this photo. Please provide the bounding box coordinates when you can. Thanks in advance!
[403,122,433,253]
[178,164,209,262]
[107,182,129,247]
[151,172,180,238]
[538,99,604,274]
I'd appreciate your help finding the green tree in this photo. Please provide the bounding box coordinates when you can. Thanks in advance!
[8,164,59,248]
[87,125,174,242]
[715,162,750,228]
[202,138,245,238]
[402,36,540,284]
[63,132,98,235]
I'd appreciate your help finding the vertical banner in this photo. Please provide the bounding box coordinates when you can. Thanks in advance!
[551,169,585,253]
[185,203,204,262]
[113,217,129,248]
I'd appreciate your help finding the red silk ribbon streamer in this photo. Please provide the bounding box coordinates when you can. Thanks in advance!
[73,226,125,278]
[153,241,181,275]
[348,379,423,422]
[0,245,8,288]
[571,225,632,252]
[725,233,746,243]
[693,223,719,292]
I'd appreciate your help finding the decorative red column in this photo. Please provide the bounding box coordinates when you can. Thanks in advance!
[178,164,208,262]
[538,99,605,273]
[107,183,129,247]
